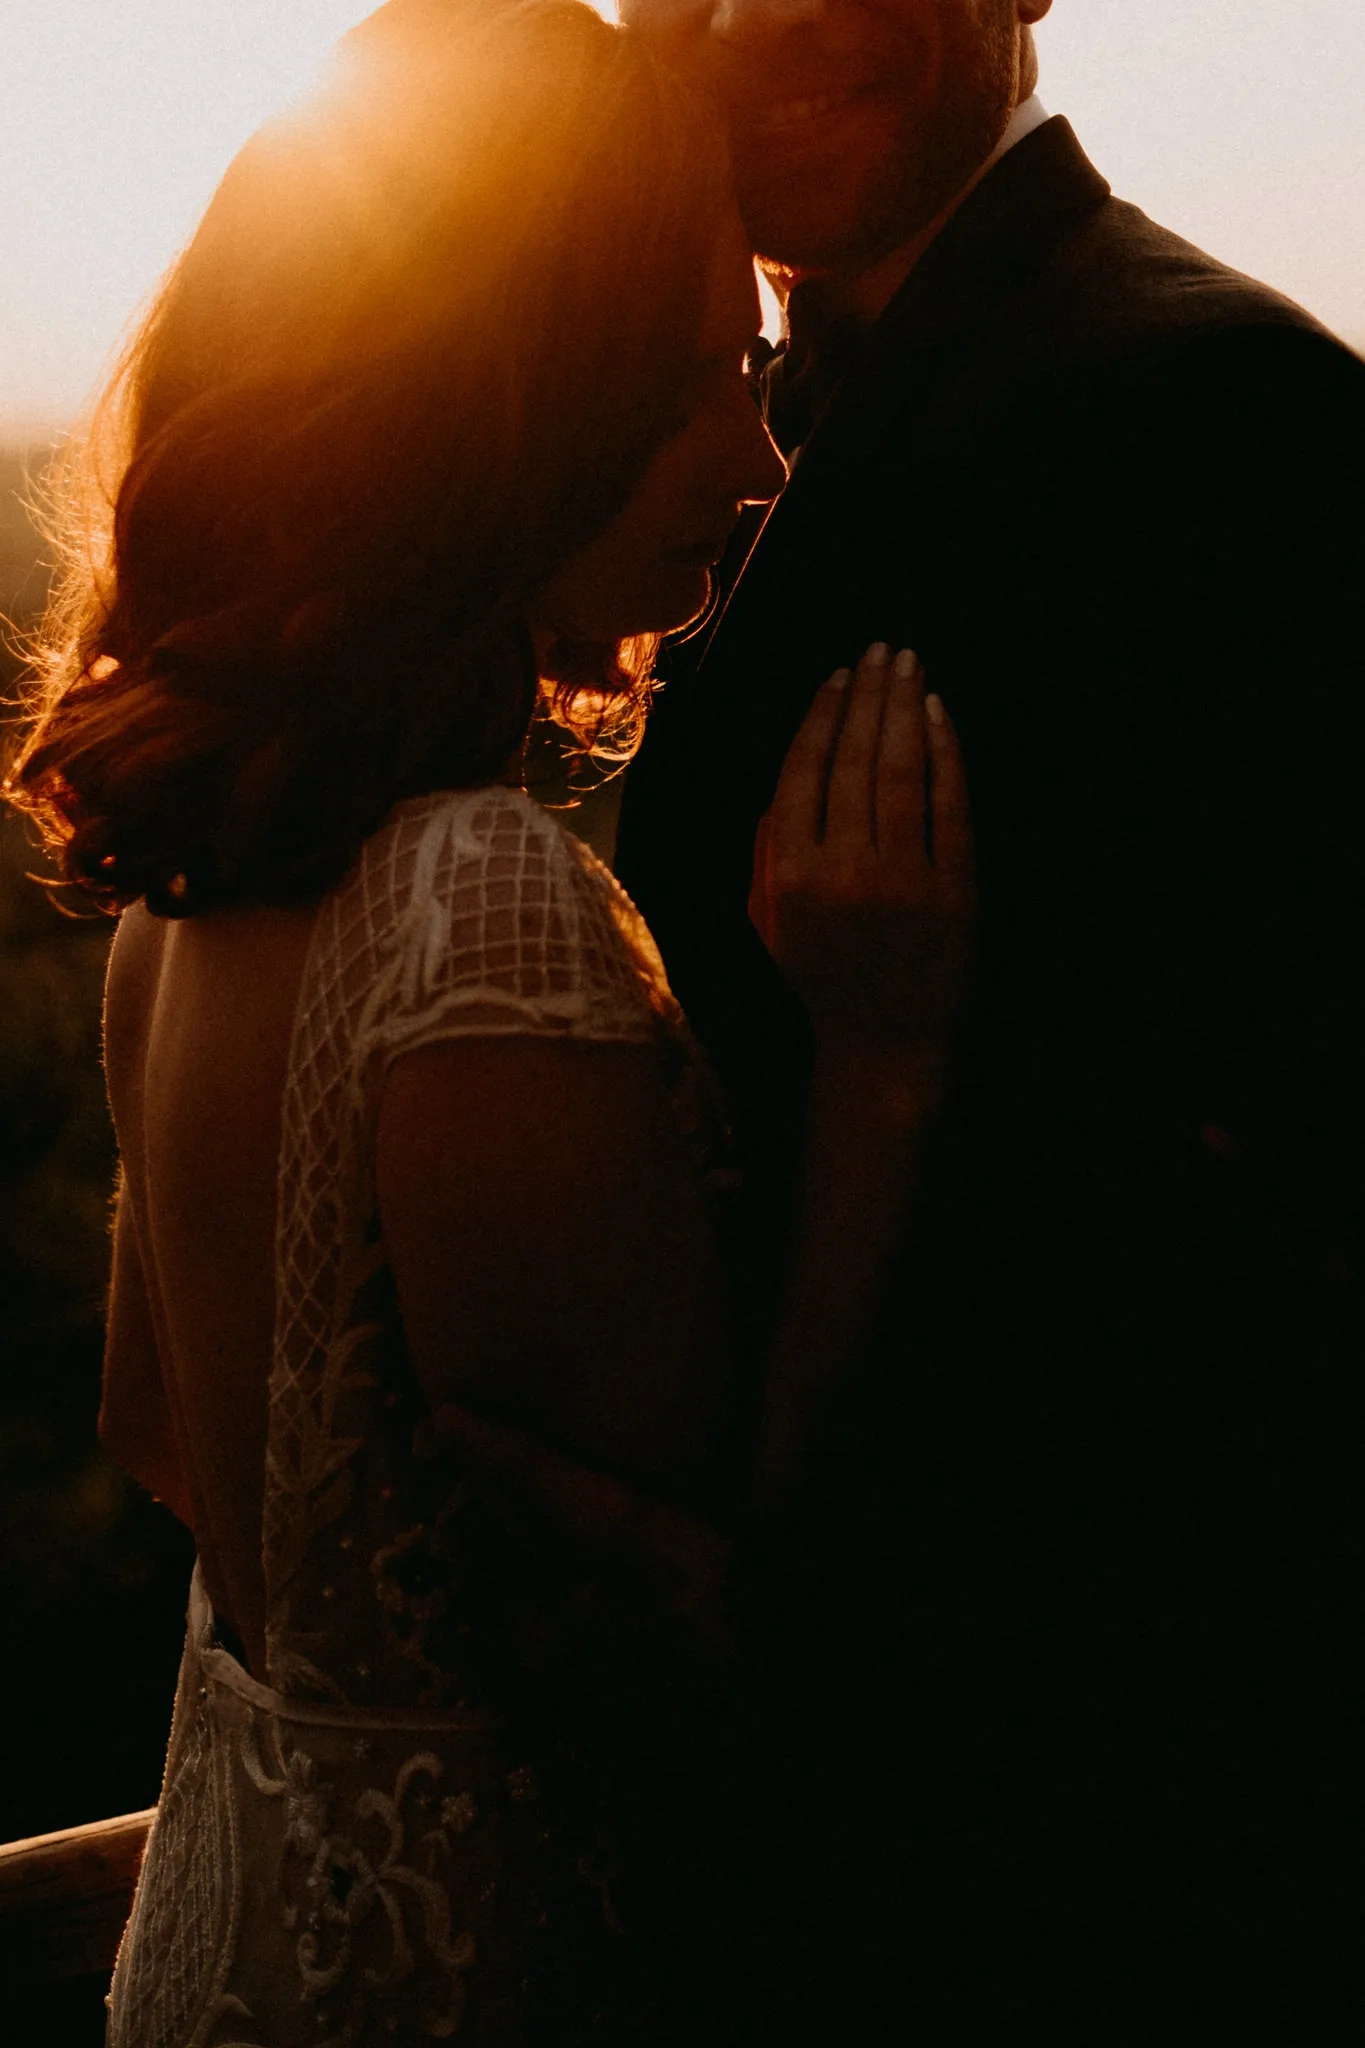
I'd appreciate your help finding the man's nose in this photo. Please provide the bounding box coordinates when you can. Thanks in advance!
[711,0,828,39]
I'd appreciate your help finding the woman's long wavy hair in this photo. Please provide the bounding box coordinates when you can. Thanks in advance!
[6,0,730,915]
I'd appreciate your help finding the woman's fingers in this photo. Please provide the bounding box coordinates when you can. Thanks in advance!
[757,644,976,1050]
[770,665,851,851]
[925,692,974,895]
[875,649,927,864]
[823,642,891,847]
[420,1404,645,1553]
[766,647,969,893]
[418,1403,729,1579]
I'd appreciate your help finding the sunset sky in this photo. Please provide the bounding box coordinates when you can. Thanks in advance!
[2,0,1362,433]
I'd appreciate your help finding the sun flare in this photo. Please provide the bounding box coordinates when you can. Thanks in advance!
[5,0,1364,433]
[2,0,636,430]
[3,1,387,429]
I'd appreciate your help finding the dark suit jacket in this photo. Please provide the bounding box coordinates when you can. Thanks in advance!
[615,121,1364,2041]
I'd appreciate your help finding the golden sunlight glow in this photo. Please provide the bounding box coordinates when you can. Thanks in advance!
[0,0,629,429]
[3,0,1363,433]
[1,0,378,431]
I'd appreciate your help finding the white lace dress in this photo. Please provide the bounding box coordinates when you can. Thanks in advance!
[106,787,725,2048]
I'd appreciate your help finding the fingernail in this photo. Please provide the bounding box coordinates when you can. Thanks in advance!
[865,642,891,667]
[829,667,852,689]
[925,692,946,726]
[893,648,919,680]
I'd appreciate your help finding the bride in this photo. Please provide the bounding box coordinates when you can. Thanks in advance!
[8,3,973,2041]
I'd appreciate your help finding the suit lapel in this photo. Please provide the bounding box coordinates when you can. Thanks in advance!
[795,120,1110,471]
[699,121,1112,687]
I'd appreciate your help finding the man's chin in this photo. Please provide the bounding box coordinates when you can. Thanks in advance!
[744,215,909,280]
[735,97,1015,278]
[737,170,931,279]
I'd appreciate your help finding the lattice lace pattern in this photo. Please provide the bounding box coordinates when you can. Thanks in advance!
[109,786,717,2046]
[108,1589,244,2048]
[265,786,685,1697]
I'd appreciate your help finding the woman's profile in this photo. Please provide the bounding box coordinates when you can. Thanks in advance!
[6,3,973,2040]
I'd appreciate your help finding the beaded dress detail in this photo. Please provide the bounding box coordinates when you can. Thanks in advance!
[107,788,723,2048]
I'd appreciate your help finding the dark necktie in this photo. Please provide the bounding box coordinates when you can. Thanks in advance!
[756,280,869,458]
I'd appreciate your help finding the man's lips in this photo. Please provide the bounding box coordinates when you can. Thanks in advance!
[742,85,870,137]
[720,67,884,140]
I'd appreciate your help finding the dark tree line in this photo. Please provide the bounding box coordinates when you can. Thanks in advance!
[0,447,193,1844]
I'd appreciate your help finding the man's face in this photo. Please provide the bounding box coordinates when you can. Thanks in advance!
[621,1,1025,273]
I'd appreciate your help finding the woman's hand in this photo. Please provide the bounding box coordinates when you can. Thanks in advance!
[750,642,975,1074]
[415,1404,734,1660]
[746,646,975,1509]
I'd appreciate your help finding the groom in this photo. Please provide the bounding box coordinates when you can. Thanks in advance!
[609,1,1365,2039]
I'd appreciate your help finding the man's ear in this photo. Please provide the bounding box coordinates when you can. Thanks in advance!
[1018,0,1054,24]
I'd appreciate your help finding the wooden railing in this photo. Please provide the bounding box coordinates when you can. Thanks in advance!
[0,1810,152,1985]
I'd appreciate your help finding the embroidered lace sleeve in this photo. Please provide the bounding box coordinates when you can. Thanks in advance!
[267,785,692,1701]
[346,787,674,1074]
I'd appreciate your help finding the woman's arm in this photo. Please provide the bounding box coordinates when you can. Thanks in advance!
[398,644,973,1606]
[377,1034,739,1506]
[750,643,974,1506]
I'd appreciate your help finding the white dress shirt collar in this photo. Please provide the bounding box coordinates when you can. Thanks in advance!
[990,93,1050,171]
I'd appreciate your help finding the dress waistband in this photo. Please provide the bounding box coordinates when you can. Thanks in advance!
[187,1559,503,1735]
